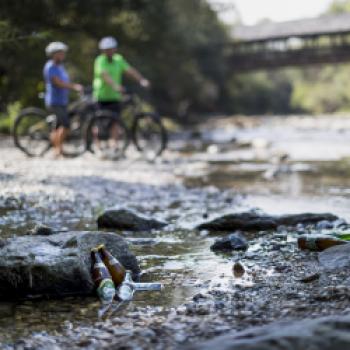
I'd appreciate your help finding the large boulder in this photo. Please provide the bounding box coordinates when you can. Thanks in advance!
[197,211,339,232]
[0,231,140,300]
[97,208,168,231]
[319,243,350,272]
[185,315,350,350]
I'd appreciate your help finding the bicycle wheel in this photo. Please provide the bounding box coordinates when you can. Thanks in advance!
[86,110,129,160]
[13,107,51,157]
[132,112,167,160]
[61,113,87,158]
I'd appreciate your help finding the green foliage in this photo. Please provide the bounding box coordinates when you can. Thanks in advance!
[3,0,350,119]
[0,102,21,134]
[329,0,350,13]
[289,0,350,114]
[226,70,296,115]
[0,0,229,120]
[291,64,350,113]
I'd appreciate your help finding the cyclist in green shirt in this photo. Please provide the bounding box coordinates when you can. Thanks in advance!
[93,36,150,113]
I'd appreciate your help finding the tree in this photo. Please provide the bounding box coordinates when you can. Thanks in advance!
[0,0,230,119]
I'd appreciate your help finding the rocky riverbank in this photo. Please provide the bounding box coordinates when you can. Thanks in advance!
[2,115,350,349]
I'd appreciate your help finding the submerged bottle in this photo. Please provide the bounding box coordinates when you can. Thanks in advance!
[97,244,126,287]
[91,248,115,304]
[298,235,347,252]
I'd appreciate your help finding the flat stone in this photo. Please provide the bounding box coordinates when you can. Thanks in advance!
[197,212,277,232]
[210,232,248,252]
[97,208,168,231]
[28,224,54,236]
[0,231,140,300]
[185,314,350,350]
[277,213,338,226]
[197,211,340,232]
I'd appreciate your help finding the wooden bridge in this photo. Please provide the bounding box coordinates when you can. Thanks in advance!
[230,13,350,71]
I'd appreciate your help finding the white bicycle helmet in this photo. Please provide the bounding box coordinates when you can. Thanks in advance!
[99,36,118,50]
[45,42,68,56]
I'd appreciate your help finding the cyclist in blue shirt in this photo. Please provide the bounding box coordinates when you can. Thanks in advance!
[43,42,82,157]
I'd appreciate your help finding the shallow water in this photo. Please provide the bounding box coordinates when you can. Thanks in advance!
[0,229,233,344]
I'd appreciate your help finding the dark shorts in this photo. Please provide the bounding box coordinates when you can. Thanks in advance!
[98,101,121,115]
[48,105,70,129]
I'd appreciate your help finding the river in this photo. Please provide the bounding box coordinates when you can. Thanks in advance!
[1,114,350,349]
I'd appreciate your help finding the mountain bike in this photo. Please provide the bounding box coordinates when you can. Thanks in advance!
[86,90,168,160]
[13,88,128,158]
[13,88,167,160]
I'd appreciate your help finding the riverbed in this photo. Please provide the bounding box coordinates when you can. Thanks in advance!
[1,114,350,349]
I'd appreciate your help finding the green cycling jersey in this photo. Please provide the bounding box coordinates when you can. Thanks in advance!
[93,53,130,102]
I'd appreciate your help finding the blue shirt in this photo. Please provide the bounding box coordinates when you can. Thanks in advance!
[43,60,69,106]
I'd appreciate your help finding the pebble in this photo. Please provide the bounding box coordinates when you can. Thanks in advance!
[233,261,245,278]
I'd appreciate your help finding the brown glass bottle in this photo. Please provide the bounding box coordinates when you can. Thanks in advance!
[90,248,115,304]
[97,245,126,287]
[298,236,347,252]
[91,248,112,287]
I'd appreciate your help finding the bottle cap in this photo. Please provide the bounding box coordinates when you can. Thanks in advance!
[96,244,106,251]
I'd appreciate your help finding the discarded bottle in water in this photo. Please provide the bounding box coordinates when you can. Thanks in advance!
[116,271,164,301]
[91,248,115,304]
[133,282,163,291]
[125,270,163,291]
[298,235,347,252]
[97,244,126,287]
[117,271,135,301]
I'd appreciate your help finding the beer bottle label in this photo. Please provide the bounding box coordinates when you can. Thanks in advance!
[97,278,115,304]
[117,283,134,301]
[109,256,119,266]
[94,263,106,269]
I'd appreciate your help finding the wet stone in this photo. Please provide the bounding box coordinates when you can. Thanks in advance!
[316,220,334,230]
[319,243,350,272]
[186,314,350,350]
[197,211,340,232]
[233,261,245,278]
[0,231,139,299]
[333,219,348,229]
[0,195,24,213]
[210,232,248,252]
[277,213,339,227]
[197,212,277,232]
[28,224,55,236]
[97,208,168,231]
